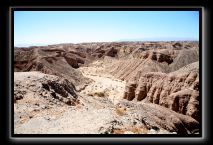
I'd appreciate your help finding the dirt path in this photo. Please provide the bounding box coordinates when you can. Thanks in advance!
[78,60,126,105]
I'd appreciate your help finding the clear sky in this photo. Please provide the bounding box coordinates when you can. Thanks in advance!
[14,11,199,47]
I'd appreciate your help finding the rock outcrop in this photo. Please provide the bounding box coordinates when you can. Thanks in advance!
[14,71,79,106]
[123,62,199,121]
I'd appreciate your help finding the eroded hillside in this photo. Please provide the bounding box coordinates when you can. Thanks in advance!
[14,41,200,134]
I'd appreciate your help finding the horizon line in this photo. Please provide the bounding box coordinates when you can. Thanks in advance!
[14,40,199,47]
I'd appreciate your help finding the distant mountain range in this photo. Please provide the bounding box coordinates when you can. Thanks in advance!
[118,37,198,42]
[15,38,198,47]
[15,43,51,47]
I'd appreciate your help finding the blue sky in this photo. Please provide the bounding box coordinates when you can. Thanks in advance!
[14,11,199,47]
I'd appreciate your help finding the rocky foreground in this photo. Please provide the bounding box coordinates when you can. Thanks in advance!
[14,41,200,134]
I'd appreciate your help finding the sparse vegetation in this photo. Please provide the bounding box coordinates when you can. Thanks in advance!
[87,91,105,97]
[112,129,125,134]
[130,126,148,134]
[115,107,126,116]
[112,126,148,134]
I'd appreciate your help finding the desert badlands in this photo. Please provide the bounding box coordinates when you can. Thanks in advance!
[14,41,200,134]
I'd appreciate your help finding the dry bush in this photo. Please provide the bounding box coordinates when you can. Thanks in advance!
[113,129,125,134]
[87,91,105,97]
[76,103,82,109]
[115,107,126,116]
[87,92,94,96]
[112,126,148,134]
[94,92,105,97]
[129,126,148,134]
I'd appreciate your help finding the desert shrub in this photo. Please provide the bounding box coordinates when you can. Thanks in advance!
[115,107,126,116]
[113,129,125,134]
[130,126,148,134]
[112,127,148,134]
[87,91,105,97]
[94,92,105,97]
[87,92,94,96]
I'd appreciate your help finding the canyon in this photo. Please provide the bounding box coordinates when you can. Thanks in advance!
[14,41,200,134]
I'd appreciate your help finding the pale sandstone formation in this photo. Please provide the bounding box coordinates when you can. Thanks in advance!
[123,62,199,121]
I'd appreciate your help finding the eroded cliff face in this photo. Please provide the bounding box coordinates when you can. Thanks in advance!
[108,47,199,82]
[123,62,199,121]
